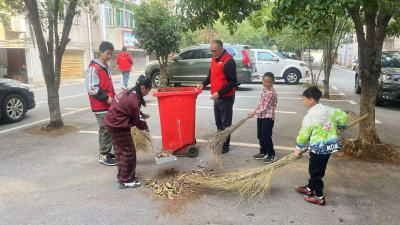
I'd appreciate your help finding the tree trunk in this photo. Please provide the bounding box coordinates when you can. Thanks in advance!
[158,55,168,87]
[47,85,64,127]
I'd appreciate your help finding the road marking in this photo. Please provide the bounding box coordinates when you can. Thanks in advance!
[65,108,82,110]
[146,104,296,114]
[375,119,382,124]
[331,86,338,90]
[78,131,295,151]
[349,101,357,105]
[333,65,355,74]
[0,107,91,134]
[36,93,88,104]
[198,95,356,104]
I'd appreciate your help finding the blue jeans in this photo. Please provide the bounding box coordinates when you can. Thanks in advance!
[122,71,130,87]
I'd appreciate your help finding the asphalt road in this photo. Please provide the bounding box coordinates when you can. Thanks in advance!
[1,65,399,225]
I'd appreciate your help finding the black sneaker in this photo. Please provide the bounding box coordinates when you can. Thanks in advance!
[99,154,116,166]
[222,146,230,154]
[119,181,141,189]
[253,153,266,160]
[263,155,276,164]
[108,153,115,159]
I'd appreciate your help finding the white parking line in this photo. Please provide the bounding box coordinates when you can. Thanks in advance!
[146,104,296,114]
[331,86,339,90]
[78,131,295,151]
[375,119,382,124]
[0,107,91,134]
[36,93,88,104]
[198,95,356,104]
[333,65,355,74]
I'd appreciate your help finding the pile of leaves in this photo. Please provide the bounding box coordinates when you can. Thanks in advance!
[155,150,174,158]
[145,170,209,200]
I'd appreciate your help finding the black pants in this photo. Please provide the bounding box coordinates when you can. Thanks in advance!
[257,118,275,156]
[214,95,235,148]
[308,152,331,197]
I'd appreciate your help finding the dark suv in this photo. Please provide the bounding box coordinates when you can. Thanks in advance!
[145,44,256,87]
[355,51,400,106]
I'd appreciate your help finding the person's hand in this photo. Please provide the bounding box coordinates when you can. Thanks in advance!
[145,127,150,132]
[197,84,204,90]
[210,92,219,100]
[295,149,302,158]
[143,113,150,119]
[115,66,118,70]
[247,112,255,118]
[106,96,113,105]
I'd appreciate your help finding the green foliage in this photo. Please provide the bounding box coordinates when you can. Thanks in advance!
[132,0,182,58]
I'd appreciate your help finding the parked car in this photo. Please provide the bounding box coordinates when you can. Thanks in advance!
[355,51,400,106]
[250,49,310,84]
[145,44,257,87]
[0,79,36,123]
[304,54,314,63]
[352,59,358,70]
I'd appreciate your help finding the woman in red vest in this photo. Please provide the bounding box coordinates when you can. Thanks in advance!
[197,40,237,154]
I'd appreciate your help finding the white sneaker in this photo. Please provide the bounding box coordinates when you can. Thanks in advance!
[118,181,141,189]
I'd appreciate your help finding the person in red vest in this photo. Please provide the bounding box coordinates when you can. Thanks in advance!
[197,40,237,154]
[85,41,116,166]
[116,46,134,90]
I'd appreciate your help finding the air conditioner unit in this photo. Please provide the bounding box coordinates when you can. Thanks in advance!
[10,18,27,33]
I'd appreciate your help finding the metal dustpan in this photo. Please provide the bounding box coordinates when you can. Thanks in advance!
[155,155,178,164]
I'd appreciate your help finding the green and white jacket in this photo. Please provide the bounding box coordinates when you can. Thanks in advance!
[296,104,348,155]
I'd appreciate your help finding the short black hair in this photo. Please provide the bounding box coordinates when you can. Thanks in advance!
[303,86,322,102]
[122,46,127,52]
[211,40,223,48]
[99,41,114,52]
[263,72,275,80]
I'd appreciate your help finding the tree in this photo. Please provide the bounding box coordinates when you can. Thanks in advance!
[1,0,98,128]
[132,0,182,87]
[177,0,400,158]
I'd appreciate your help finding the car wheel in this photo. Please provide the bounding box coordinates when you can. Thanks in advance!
[375,92,384,106]
[1,94,27,123]
[284,70,300,84]
[236,83,241,87]
[354,75,361,94]
[151,71,161,88]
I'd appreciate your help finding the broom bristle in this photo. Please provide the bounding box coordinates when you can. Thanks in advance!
[131,127,152,157]
[207,117,250,164]
[185,150,303,201]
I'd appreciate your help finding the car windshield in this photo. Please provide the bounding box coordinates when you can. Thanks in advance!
[381,52,400,68]
[274,52,288,59]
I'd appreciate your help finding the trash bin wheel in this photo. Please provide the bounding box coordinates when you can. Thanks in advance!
[187,145,199,158]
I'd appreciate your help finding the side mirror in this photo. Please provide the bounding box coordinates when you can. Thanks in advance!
[273,57,279,62]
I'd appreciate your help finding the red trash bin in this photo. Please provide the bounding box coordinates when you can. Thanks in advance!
[153,87,202,157]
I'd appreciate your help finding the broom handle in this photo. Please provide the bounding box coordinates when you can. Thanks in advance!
[300,113,369,155]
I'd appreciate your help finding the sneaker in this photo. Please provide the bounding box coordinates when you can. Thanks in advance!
[98,154,116,166]
[116,177,138,183]
[263,155,275,164]
[304,195,326,206]
[253,153,266,160]
[119,181,141,189]
[222,146,230,154]
[108,153,115,159]
[295,185,312,195]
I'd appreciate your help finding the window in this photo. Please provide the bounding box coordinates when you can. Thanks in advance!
[179,50,198,60]
[117,3,134,28]
[257,52,274,61]
[105,2,114,27]
[199,49,212,59]
[225,48,238,57]
[59,3,82,25]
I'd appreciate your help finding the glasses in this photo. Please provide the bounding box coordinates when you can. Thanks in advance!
[210,49,221,54]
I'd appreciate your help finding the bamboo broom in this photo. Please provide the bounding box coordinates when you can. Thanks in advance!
[131,126,152,157]
[186,114,369,202]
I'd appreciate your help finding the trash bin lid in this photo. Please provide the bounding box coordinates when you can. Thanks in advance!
[153,87,202,97]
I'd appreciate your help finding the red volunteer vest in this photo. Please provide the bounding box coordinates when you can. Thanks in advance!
[210,51,235,97]
[87,62,116,111]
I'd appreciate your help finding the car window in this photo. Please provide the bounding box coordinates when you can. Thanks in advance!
[199,49,213,59]
[381,52,400,68]
[257,52,274,61]
[225,48,238,57]
[179,50,198,60]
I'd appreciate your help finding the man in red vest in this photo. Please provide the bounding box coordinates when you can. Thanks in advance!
[116,46,134,90]
[197,40,237,154]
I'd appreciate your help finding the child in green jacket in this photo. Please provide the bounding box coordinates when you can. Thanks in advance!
[295,87,348,206]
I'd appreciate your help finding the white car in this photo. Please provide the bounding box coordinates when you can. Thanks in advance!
[251,49,310,84]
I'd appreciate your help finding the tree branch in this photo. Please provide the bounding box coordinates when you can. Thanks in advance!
[373,3,393,72]
[54,0,60,52]
[24,0,48,58]
[347,6,366,69]
[59,0,77,56]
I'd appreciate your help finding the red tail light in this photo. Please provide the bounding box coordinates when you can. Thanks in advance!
[241,49,250,67]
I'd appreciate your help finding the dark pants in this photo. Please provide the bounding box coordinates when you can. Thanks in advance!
[308,152,331,197]
[257,118,275,156]
[106,127,137,183]
[214,95,235,148]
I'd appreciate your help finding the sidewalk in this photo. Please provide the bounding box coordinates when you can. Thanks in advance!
[29,71,145,90]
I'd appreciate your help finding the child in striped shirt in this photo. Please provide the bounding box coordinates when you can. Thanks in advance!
[248,73,278,163]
